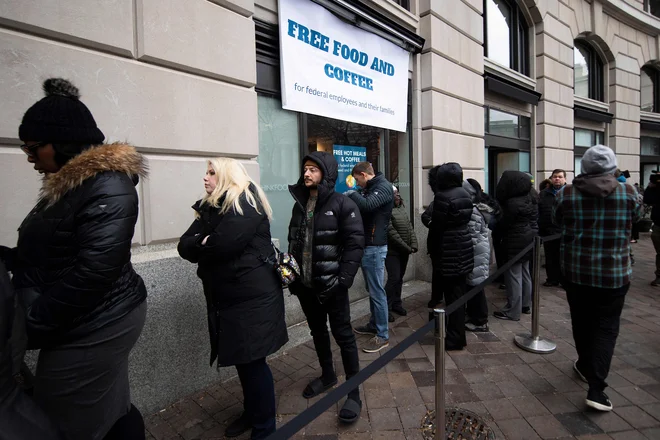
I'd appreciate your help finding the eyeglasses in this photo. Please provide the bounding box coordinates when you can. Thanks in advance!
[20,141,47,157]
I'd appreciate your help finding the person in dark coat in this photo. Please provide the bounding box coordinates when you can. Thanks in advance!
[493,171,538,321]
[538,169,566,287]
[385,186,418,321]
[2,78,147,440]
[0,260,62,440]
[178,158,288,440]
[422,163,474,350]
[347,163,394,353]
[287,151,365,423]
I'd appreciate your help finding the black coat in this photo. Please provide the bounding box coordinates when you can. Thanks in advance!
[178,191,288,368]
[348,172,394,246]
[10,144,148,350]
[288,152,365,302]
[495,171,538,262]
[0,261,62,440]
[422,164,474,277]
[538,187,562,236]
[644,186,660,224]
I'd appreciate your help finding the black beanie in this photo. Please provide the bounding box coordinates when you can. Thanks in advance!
[18,78,105,145]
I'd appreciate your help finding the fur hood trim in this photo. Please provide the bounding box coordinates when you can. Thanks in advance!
[40,143,147,205]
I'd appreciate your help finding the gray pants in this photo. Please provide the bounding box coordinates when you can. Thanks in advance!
[34,301,147,440]
[502,261,532,320]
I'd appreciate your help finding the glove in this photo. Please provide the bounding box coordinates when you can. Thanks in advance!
[344,190,356,197]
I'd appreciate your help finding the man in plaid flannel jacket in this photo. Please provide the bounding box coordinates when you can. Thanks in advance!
[553,145,641,413]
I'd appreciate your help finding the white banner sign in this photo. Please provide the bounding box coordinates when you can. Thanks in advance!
[278,0,410,132]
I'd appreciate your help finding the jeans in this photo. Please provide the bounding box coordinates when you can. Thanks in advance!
[297,286,360,401]
[543,239,561,284]
[236,358,276,440]
[652,225,660,277]
[565,282,629,393]
[361,245,389,340]
[385,252,409,310]
[466,289,488,326]
[502,260,532,320]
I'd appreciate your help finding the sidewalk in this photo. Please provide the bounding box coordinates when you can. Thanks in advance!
[145,235,660,440]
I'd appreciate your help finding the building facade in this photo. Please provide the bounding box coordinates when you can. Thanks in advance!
[1,0,660,412]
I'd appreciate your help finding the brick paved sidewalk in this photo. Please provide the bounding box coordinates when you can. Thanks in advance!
[146,235,660,440]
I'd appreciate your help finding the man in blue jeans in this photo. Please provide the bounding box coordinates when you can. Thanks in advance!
[346,162,394,353]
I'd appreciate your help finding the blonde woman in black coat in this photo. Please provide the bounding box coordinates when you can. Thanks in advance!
[178,158,287,440]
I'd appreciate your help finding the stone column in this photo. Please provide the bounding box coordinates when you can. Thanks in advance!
[610,62,642,184]
[418,0,485,204]
[535,14,576,182]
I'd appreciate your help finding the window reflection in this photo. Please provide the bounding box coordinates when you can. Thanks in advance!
[641,69,655,112]
[574,46,589,98]
[642,137,660,156]
[486,0,511,68]
[574,128,604,148]
[258,95,300,249]
[489,109,519,138]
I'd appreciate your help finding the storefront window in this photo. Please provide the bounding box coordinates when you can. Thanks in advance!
[574,128,604,147]
[388,130,411,210]
[258,95,300,250]
[486,108,531,139]
[642,136,660,156]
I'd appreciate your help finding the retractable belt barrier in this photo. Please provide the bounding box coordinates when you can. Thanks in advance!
[266,234,557,440]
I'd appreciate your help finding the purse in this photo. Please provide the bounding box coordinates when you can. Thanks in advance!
[265,243,300,288]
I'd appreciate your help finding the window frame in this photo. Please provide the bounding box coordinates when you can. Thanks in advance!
[645,0,660,19]
[574,41,604,102]
[641,66,660,113]
[483,0,530,76]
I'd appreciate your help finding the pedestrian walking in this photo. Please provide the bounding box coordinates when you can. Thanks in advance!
[553,145,642,411]
[644,173,660,285]
[422,163,474,350]
[538,169,566,287]
[493,171,538,321]
[463,179,493,333]
[287,152,365,423]
[2,78,148,440]
[178,158,288,439]
[346,162,394,353]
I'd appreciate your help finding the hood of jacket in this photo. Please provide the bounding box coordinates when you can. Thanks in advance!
[40,142,147,206]
[462,180,478,203]
[428,162,463,192]
[496,170,532,203]
[289,151,338,208]
[573,174,620,198]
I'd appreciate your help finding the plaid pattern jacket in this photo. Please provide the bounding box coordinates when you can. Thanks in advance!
[552,177,642,289]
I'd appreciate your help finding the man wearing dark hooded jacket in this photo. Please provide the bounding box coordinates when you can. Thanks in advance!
[553,145,641,412]
[287,151,365,423]
[493,171,538,321]
[422,163,474,350]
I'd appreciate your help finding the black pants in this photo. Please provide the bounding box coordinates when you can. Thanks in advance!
[429,266,467,349]
[543,239,561,284]
[565,282,629,393]
[298,287,360,400]
[236,358,276,440]
[493,237,506,283]
[385,252,409,310]
[632,222,640,240]
[466,289,488,326]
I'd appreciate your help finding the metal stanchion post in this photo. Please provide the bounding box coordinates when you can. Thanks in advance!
[434,309,445,440]
[514,236,557,354]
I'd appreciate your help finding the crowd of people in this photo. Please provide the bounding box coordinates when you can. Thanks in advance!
[0,77,648,439]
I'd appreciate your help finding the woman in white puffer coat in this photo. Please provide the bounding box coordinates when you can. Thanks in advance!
[463,179,493,332]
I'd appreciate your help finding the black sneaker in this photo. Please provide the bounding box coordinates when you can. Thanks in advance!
[493,311,519,321]
[225,413,251,437]
[543,281,560,287]
[522,307,531,315]
[388,314,395,323]
[465,322,489,332]
[586,389,613,412]
[391,306,407,316]
[353,325,377,336]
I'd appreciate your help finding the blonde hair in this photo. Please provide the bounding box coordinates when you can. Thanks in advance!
[199,157,273,220]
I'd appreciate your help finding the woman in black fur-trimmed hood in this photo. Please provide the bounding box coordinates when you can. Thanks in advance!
[0,78,147,440]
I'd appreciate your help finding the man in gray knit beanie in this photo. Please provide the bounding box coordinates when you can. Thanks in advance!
[552,144,641,412]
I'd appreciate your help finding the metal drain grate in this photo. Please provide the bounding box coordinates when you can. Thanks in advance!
[421,408,495,440]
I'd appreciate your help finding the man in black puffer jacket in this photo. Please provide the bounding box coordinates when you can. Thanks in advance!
[493,171,538,321]
[288,151,365,423]
[538,169,566,287]
[422,163,474,350]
